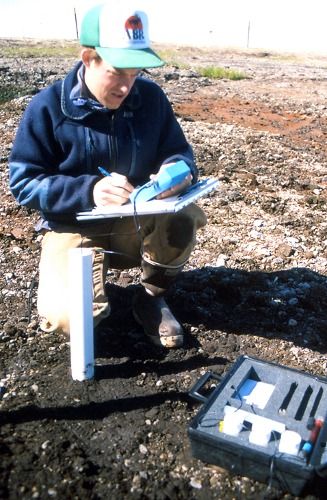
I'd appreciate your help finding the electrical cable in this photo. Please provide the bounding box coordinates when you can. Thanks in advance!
[24,174,191,354]
[76,184,149,264]
[75,182,168,269]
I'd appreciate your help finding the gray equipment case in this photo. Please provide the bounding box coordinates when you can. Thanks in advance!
[188,356,327,495]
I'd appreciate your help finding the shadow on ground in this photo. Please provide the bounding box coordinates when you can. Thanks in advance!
[95,266,327,360]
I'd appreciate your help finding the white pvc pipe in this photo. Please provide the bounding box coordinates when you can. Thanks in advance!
[69,248,94,381]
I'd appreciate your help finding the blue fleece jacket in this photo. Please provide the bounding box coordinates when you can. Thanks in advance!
[9,62,197,228]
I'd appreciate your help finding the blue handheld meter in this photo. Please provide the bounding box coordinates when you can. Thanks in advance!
[130,160,191,204]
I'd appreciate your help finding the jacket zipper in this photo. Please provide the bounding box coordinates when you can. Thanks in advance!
[108,110,137,177]
[109,113,118,170]
[127,119,137,176]
[85,127,93,173]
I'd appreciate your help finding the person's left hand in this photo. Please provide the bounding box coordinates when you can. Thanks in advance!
[152,163,193,200]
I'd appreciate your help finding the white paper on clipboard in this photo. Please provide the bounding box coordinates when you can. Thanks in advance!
[76,178,219,221]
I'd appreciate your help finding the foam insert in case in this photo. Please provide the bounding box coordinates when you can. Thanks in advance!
[188,355,327,495]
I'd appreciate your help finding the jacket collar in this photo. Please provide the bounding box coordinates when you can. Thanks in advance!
[61,61,142,120]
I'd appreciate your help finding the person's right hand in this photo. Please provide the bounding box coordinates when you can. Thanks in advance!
[93,172,134,207]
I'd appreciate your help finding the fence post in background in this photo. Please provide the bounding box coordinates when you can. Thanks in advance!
[74,7,79,39]
[69,247,94,381]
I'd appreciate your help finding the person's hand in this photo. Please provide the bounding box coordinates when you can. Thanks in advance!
[93,172,134,206]
[153,163,193,200]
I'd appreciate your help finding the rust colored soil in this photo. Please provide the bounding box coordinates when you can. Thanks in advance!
[175,95,327,153]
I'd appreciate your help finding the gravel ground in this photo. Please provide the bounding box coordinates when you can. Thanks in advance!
[0,40,327,499]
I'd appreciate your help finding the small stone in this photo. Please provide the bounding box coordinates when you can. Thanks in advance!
[190,478,202,489]
[275,243,293,258]
[286,237,299,245]
[3,322,17,335]
[215,254,228,267]
[132,474,142,488]
[249,229,261,238]
[304,250,315,259]
[12,246,22,254]
[139,444,148,454]
[145,408,158,419]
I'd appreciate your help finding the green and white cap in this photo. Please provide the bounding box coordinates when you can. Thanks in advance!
[80,2,164,69]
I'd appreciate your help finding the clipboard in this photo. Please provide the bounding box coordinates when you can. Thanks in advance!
[76,178,218,221]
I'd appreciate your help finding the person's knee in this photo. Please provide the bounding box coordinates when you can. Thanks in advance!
[39,301,111,334]
[37,286,70,334]
[166,205,207,249]
[39,312,70,335]
[166,213,194,249]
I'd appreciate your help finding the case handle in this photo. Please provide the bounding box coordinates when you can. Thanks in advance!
[189,371,221,404]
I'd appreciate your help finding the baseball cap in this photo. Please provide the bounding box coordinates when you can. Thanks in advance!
[80,3,164,69]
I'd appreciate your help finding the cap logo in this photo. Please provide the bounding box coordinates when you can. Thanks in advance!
[125,15,145,42]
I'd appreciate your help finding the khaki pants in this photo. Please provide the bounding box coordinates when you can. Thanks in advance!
[37,204,207,334]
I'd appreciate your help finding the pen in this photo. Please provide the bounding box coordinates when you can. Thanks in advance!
[98,166,112,177]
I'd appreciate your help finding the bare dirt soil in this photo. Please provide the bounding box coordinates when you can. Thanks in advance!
[1,40,327,499]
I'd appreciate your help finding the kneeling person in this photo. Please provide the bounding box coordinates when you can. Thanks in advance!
[9,3,207,348]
